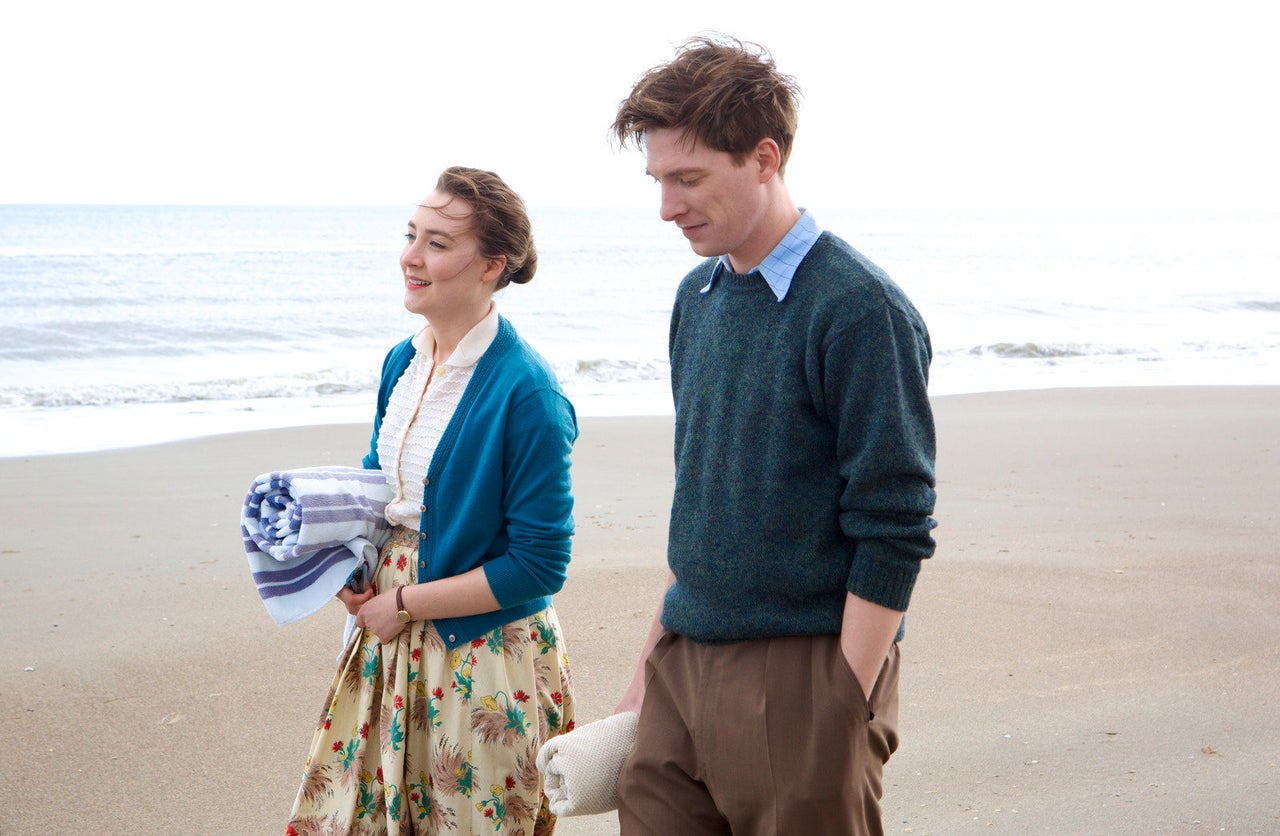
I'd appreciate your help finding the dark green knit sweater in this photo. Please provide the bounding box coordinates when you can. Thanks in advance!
[661,231,937,643]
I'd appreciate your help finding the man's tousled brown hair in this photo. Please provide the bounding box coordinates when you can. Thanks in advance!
[612,34,802,172]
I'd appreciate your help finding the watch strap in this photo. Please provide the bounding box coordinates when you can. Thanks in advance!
[396,585,411,622]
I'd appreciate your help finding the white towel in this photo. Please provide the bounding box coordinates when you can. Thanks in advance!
[536,712,639,817]
[241,466,394,643]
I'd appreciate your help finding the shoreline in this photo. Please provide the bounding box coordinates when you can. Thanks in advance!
[2,386,1277,832]
[3,381,1278,462]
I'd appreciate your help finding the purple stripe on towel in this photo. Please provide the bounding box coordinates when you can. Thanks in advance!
[252,546,354,598]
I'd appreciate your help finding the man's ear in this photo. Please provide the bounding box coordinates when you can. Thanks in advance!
[754,138,783,183]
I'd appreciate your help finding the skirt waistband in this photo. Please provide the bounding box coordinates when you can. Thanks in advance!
[386,524,420,548]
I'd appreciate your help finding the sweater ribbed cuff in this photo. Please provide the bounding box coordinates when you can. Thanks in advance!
[846,540,921,612]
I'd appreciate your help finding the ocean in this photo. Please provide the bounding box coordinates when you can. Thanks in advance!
[1,204,1277,457]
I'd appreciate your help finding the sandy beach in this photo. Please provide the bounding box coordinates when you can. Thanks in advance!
[1,386,1277,834]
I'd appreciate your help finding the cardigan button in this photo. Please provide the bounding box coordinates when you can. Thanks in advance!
[447,634,456,643]
[422,477,429,485]
[420,504,426,513]
[418,531,427,541]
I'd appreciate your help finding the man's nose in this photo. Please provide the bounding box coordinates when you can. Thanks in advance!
[659,185,684,223]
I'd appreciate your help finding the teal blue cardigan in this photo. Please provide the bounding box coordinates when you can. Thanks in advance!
[361,316,578,650]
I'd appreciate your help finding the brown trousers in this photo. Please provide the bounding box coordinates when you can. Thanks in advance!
[617,632,900,835]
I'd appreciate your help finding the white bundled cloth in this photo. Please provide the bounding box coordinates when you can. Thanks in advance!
[241,466,394,645]
[536,712,639,817]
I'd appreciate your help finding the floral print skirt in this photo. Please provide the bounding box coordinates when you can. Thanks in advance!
[288,526,575,835]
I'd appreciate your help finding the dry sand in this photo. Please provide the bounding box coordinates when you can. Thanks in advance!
[1,386,1276,834]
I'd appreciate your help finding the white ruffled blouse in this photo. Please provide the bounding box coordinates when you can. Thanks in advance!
[376,306,499,528]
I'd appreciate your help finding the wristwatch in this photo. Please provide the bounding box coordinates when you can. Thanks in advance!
[395,585,411,623]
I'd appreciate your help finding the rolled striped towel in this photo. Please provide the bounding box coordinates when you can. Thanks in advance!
[536,712,639,817]
[241,466,394,631]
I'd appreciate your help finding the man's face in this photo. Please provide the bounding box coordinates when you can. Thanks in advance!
[644,127,771,271]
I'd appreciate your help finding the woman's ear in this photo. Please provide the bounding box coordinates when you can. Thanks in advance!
[481,254,508,285]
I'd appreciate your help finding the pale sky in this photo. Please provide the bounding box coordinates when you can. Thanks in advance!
[2,0,1277,211]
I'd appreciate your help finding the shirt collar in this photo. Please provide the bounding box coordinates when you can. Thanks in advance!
[703,209,823,301]
[411,303,500,367]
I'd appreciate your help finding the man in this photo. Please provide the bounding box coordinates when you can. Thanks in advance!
[610,35,938,834]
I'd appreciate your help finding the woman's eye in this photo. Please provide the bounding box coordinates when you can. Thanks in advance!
[403,233,415,242]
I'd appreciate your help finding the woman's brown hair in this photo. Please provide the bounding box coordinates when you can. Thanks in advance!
[433,166,537,289]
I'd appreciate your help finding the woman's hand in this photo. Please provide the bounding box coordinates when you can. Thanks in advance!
[349,570,501,646]
[354,587,410,644]
[335,586,376,616]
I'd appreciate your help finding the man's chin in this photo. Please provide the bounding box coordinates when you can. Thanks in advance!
[688,240,723,259]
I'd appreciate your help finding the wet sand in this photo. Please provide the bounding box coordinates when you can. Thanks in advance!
[1,386,1276,833]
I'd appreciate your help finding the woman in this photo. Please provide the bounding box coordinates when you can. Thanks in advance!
[288,167,577,835]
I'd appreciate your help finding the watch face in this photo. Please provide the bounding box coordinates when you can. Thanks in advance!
[397,610,411,623]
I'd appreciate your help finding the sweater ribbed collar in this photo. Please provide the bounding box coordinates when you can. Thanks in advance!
[703,209,823,301]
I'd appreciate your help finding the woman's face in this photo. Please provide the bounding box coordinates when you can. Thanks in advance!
[399,191,504,320]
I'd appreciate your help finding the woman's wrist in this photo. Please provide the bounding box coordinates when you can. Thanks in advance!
[395,584,413,623]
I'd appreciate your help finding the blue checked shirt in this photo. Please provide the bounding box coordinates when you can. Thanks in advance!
[702,209,823,301]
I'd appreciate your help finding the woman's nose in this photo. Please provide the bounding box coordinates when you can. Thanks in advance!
[401,241,423,267]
